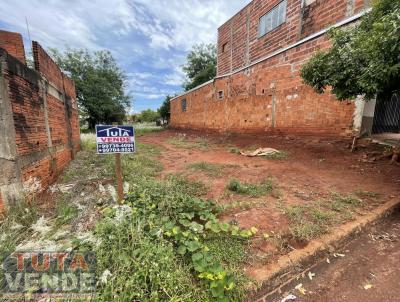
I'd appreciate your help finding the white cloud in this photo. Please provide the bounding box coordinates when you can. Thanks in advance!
[0,0,251,111]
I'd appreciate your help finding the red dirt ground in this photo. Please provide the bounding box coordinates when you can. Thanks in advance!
[139,129,400,270]
[274,208,400,302]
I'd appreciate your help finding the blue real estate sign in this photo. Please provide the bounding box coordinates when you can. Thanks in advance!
[96,125,135,154]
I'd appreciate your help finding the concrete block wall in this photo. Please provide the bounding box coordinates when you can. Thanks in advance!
[0,30,80,210]
[171,0,371,136]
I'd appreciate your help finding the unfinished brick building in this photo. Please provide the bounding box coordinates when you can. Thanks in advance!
[170,0,376,136]
[0,30,80,210]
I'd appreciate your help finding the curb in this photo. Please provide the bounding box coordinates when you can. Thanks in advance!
[248,198,400,302]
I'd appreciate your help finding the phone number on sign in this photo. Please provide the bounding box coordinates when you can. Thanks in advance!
[98,144,135,153]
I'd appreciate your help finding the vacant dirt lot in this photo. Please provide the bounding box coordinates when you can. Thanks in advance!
[275,208,400,302]
[140,129,400,274]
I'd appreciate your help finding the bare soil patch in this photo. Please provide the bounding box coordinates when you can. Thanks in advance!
[140,129,400,275]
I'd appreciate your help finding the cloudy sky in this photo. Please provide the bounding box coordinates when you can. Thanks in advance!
[0,0,250,113]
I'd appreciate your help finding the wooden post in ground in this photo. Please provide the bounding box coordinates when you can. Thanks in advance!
[112,122,124,204]
[115,153,124,204]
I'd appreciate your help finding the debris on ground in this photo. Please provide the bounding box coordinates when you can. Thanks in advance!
[369,232,397,242]
[295,283,307,295]
[308,271,316,280]
[31,216,52,235]
[334,253,346,258]
[240,148,281,157]
[364,284,373,290]
[281,294,297,302]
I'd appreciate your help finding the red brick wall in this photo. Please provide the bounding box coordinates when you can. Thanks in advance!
[171,34,354,136]
[5,70,48,156]
[249,0,303,64]
[32,41,64,90]
[0,32,80,203]
[63,74,76,99]
[217,0,370,76]
[47,94,68,146]
[172,0,371,136]
[0,30,26,65]
[301,0,349,38]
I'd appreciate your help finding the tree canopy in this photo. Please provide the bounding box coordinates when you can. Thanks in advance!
[135,109,160,123]
[50,48,131,129]
[301,0,400,101]
[182,44,217,91]
[158,95,173,121]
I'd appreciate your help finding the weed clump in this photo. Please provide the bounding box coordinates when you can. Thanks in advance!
[227,178,274,197]
[285,192,363,241]
[188,162,237,177]
[95,175,254,301]
[167,135,210,150]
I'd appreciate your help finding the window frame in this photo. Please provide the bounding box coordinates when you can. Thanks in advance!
[181,98,187,112]
[258,0,287,38]
[222,42,228,53]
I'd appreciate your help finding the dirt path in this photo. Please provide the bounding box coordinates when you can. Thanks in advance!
[274,208,400,302]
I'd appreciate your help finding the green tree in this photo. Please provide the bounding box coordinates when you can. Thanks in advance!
[182,44,217,91]
[137,109,160,123]
[158,95,173,121]
[50,48,131,129]
[301,0,400,101]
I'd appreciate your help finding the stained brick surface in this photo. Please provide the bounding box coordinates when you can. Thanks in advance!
[172,35,354,136]
[32,41,64,91]
[0,30,26,65]
[172,0,370,136]
[0,32,80,205]
[217,0,370,75]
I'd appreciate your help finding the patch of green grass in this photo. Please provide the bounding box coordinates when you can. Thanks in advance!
[291,222,327,241]
[227,178,274,197]
[167,174,209,197]
[329,192,362,212]
[80,133,97,151]
[188,162,237,177]
[55,198,79,225]
[95,216,210,302]
[167,136,210,150]
[194,137,209,149]
[285,192,363,241]
[228,147,241,154]
[262,151,288,160]
[222,200,267,213]
[0,201,38,288]
[135,127,164,137]
[354,190,379,199]
[167,136,189,148]
[285,205,332,241]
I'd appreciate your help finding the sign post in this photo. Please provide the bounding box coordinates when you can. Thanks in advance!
[115,153,124,202]
[96,125,135,204]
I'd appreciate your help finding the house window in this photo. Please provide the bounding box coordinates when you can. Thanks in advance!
[218,90,224,100]
[222,42,228,53]
[258,0,287,38]
[181,99,187,112]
